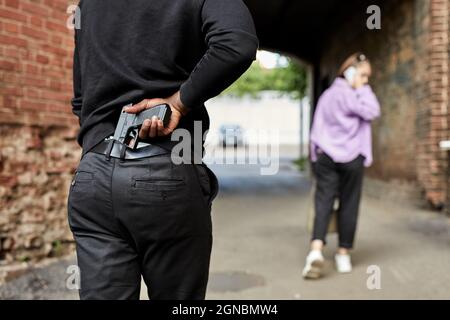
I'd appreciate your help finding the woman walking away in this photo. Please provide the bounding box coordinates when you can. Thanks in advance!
[303,53,381,279]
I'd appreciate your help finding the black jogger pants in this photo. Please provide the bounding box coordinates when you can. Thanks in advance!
[312,153,364,249]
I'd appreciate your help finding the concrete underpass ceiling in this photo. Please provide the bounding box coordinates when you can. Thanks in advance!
[244,0,385,63]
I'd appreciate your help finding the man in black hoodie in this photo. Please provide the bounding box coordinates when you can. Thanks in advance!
[68,0,258,300]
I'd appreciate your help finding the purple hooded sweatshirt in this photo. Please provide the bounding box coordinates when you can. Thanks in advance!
[310,77,381,167]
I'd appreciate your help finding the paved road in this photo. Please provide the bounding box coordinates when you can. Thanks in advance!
[205,160,450,299]
[1,156,449,299]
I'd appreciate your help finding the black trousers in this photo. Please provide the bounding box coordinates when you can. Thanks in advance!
[312,153,364,249]
[67,150,218,300]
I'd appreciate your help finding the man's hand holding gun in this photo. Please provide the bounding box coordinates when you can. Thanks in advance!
[124,90,188,141]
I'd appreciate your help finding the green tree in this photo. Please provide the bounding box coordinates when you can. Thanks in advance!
[222,57,307,100]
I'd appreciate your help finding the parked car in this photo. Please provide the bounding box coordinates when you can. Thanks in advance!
[219,124,244,148]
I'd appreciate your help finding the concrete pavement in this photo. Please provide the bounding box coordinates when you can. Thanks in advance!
[205,175,450,299]
[1,154,449,299]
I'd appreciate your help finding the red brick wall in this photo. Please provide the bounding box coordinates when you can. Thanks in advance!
[448,0,450,213]
[0,0,80,271]
[0,0,76,126]
[416,0,449,208]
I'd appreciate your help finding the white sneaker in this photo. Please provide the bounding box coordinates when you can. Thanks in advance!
[302,250,324,279]
[335,253,352,273]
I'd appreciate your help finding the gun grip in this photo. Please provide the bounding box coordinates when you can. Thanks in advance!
[138,104,172,127]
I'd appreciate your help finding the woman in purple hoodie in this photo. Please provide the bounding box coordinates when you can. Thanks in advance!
[303,53,381,279]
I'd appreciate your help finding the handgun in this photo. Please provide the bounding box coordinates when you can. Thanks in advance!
[113,103,172,150]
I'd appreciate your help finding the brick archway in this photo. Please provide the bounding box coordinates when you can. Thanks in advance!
[0,0,449,269]
[245,0,450,209]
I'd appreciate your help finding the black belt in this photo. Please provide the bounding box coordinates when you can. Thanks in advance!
[90,139,171,160]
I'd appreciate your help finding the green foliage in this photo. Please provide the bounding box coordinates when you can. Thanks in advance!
[52,240,62,253]
[19,255,30,262]
[293,157,308,172]
[222,58,307,100]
